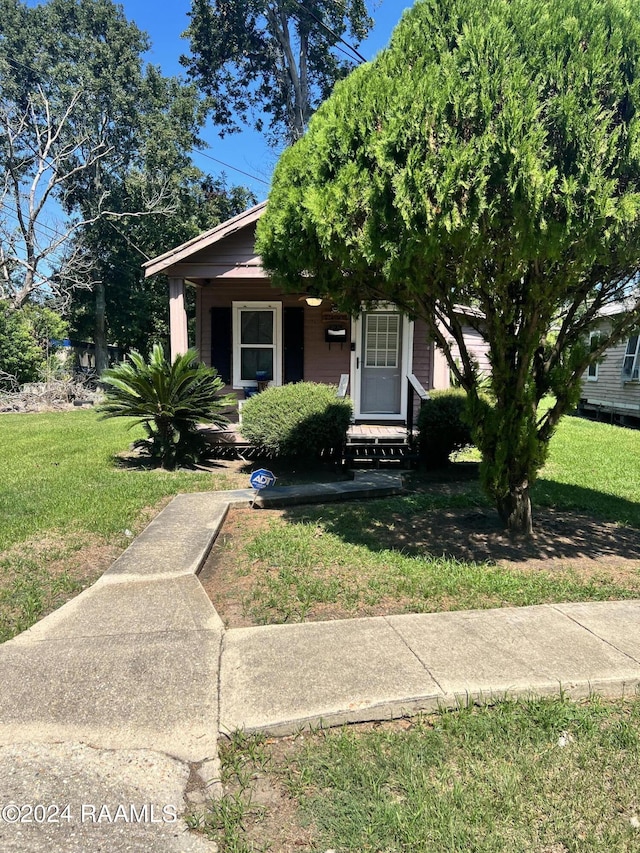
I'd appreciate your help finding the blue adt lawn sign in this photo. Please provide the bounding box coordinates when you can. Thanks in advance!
[249,468,277,491]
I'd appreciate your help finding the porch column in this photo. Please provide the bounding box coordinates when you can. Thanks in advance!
[169,276,189,361]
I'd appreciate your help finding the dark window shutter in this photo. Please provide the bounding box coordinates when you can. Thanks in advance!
[211,307,232,384]
[283,306,304,384]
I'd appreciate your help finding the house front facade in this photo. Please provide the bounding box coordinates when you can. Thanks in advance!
[144,202,489,422]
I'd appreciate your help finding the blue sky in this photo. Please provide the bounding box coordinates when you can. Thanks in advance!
[120,0,415,200]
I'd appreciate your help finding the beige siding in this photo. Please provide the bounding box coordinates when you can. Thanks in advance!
[453,326,492,376]
[432,346,451,390]
[580,319,640,416]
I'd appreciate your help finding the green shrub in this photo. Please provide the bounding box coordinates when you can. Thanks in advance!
[240,382,353,458]
[100,345,233,469]
[418,389,473,468]
[0,301,67,386]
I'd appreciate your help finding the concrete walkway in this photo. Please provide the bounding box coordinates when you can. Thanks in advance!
[0,471,639,851]
[0,471,403,852]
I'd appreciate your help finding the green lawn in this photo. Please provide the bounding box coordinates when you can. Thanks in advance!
[536,414,640,526]
[0,409,242,640]
[195,695,640,852]
[207,412,640,627]
[0,409,241,551]
[2,408,640,640]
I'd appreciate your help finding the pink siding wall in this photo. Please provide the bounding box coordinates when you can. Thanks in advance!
[189,225,259,268]
[411,319,433,389]
[304,307,351,385]
[198,279,350,391]
[410,320,433,420]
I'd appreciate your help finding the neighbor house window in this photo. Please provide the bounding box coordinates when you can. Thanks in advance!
[622,334,640,381]
[232,302,282,388]
[587,332,600,381]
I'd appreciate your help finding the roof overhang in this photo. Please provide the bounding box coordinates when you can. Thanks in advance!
[143,200,267,278]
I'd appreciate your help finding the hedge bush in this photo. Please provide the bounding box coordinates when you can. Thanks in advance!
[418,389,473,468]
[240,382,353,458]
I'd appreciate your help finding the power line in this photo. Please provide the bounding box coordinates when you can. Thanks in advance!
[194,149,270,186]
[291,0,368,65]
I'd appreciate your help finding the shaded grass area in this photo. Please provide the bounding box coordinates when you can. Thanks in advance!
[192,695,640,853]
[209,500,640,626]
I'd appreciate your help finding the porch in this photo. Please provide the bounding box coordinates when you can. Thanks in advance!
[201,422,420,468]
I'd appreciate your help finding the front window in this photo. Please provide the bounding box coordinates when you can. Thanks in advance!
[622,335,640,381]
[232,302,282,388]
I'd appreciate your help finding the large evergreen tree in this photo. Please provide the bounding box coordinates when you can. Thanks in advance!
[257,0,640,534]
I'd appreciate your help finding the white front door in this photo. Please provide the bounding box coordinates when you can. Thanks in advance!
[353,308,412,421]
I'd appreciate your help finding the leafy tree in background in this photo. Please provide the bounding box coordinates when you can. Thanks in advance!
[0,0,155,310]
[0,0,247,371]
[0,300,67,386]
[182,0,373,146]
[69,175,255,358]
[257,0,640,535]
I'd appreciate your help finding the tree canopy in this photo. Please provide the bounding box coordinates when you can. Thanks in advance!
[0,0,252,375]
[181,0,373,145]
[0,0,155,308]
[257,0,640,534]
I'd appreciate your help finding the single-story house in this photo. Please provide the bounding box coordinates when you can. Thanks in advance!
[143,201,490,423]
[579,302,640,425]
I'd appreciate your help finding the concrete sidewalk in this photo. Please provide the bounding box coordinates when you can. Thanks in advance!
[1,470,639,851]
[220,600,640,735]
[0,471,403,853]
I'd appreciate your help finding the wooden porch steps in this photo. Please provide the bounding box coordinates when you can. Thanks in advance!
[200,424,418,468]
[345,425,416,469]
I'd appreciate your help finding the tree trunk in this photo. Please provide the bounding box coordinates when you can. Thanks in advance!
[94,280,109,375]
[496,481,533,537]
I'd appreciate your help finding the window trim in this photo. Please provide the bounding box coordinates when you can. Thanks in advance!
[587,331,600,381]
[232,301,282,389]
[622,334,640,383]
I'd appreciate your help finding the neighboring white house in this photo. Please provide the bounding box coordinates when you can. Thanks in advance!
[579,302,640,424]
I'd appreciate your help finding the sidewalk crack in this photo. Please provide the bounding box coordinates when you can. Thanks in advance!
[549,605,640,667]
[384,617,446,695]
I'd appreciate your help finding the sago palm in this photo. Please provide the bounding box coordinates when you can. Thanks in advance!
[100,345,233,469]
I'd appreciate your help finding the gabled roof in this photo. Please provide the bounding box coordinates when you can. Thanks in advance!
[143,200,267,278]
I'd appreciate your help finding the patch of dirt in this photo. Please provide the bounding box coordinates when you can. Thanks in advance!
[0,532,123,640]
[198,509,276,628]
[198,504,640,628]
[0,533,120,588]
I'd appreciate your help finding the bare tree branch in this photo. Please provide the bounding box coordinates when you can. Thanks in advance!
[0,87,175,308]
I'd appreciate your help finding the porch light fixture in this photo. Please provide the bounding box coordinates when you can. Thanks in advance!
[305,296,323,307]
